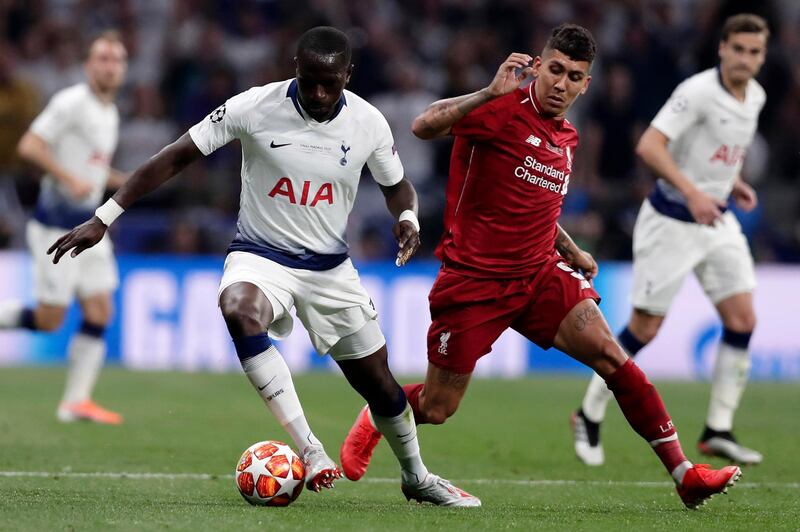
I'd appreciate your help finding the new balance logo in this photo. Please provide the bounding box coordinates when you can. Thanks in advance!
[438,331,451,355]
[525,135,541,147]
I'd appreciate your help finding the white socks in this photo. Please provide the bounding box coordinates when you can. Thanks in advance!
[61,333,106,404]
[581,372,614,423]
[241,346,321,454]
[707,342,751,431]
[671,460,693,485]
[0,300,24,328]
[371,404,429,485]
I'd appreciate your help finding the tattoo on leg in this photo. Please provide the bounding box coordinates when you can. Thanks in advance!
[433,369,471,391]
[573,305,601,332]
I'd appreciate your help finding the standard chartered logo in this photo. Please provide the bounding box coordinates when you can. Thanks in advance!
[513,155,569,194]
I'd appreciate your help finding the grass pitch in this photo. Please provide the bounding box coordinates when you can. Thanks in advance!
[0,367,798,531]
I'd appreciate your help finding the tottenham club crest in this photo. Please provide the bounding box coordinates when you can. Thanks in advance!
[340,141,351,166]
[210,103,226,123]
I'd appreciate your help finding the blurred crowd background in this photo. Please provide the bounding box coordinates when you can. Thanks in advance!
[0,0,798,262]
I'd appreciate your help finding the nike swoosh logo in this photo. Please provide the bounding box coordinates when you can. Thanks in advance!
[258,376,277,391]
[270,141,292,148]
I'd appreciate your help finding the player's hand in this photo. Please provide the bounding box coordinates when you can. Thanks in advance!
[65,178,93,199]
[686,188,727,226]
[393,220,420,266]
[731,179,758,212]
[485,53,533,98]
[47,216,107,264]
[570,249,598,281]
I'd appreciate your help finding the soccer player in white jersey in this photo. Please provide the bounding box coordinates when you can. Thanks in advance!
[0,32,127,425]
[49,26,479,506]
[572,14,768,466]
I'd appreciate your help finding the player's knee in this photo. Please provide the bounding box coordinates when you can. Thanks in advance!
[220,300,265,337]
[35,316,63,332]
[629,312,661,344]
[594,336,628,377]
[723,313,756,334]
[34,309,66,331]
[419,400,457,425]
[422,407,449,425]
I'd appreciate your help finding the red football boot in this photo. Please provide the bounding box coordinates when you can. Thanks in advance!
[677,464,742,509]
[340,405,383,481]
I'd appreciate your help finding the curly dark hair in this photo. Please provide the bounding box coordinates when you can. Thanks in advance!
[544,23,596,63]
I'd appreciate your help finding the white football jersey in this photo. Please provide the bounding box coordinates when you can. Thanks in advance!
[189,79,404,269]
[650,68,765,205]
[29,83,119,228]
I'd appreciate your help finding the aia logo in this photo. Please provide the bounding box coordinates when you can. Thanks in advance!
[710,144,746,166]
[268,177,333,206]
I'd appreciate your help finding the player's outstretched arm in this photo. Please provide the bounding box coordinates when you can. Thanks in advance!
[555,224,598,280]
[411,53,533,140]
[636,127,726,225]
[47,132,204,263]
[379,177,420,266]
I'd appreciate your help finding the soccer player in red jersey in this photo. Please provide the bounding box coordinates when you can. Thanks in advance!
[341,24,741,509]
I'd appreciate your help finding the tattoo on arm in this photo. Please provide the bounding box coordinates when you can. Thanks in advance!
[573,305,601,332]
[555,224,578,262]
[417,89,492,137]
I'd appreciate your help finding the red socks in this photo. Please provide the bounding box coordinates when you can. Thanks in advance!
[402,383,425,424]
[605,359,689,474]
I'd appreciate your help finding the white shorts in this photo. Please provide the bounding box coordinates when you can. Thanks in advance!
[631,199,756,315]
[26,219,119,307]
[218,251,383,357]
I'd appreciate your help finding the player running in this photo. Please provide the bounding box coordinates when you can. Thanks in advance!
[340,24,741,509]
[0,32,128,425]
[572,14,768,467]
[48,26,478,506]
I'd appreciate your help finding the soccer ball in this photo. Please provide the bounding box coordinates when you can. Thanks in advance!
[235,440,305,506]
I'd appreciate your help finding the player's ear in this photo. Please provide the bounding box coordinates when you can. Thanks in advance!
[580,75,592,95]
[345,64,354,84]
[531,56,543,77]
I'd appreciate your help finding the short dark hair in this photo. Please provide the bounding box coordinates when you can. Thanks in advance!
[296,26,352,65]
[721,13,769,41]
[544,23,596,64]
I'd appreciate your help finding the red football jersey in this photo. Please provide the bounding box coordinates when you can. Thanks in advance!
[436,83,579,278]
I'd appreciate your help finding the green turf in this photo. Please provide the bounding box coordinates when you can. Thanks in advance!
[0,368,797,531]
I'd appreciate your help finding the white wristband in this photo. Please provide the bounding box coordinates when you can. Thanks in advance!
[94,199,124,227]
[398,210,420,232]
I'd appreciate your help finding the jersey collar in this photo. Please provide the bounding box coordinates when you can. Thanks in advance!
[287,79,347,123]
[716,66,748,102]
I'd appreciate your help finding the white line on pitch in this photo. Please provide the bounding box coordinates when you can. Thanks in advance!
[0,471,797,489]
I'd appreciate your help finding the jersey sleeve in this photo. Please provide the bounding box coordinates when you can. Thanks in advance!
[451,94,515,141]
[29,89,76,144]
[650,79,705,141]
[366,112,404,186]
[188,89,254,156]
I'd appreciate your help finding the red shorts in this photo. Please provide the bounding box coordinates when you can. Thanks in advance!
[427,254,600,374]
